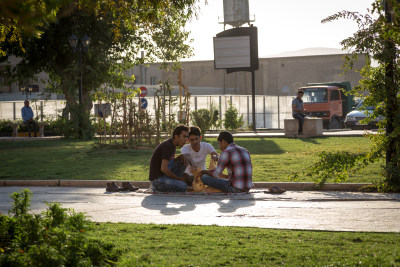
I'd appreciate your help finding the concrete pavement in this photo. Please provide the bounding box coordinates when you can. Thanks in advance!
[1,186,399,233]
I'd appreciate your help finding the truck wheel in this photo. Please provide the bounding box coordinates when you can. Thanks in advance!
[329,118,340,129]
[323,121,329,130]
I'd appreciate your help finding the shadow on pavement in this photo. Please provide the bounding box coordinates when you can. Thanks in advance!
[140,193,256,216]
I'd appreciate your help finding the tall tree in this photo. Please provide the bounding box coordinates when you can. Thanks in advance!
[321,0,400,190]
[0,0,73,56]
[1,0,199,138]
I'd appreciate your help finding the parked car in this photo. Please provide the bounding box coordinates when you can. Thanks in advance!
[344,100,383,130]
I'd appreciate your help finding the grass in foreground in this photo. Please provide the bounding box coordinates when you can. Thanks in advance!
[87,223,400,266]
[0,137,383,183]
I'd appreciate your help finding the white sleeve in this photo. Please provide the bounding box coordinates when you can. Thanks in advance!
[180,145,190,154]
[205,143,216,154]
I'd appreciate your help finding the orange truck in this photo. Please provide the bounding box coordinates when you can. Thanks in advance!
[299,82,355,129]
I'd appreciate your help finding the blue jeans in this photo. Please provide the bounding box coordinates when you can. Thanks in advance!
[201,174,246,193]
[293,113,305,133]
[151,160,187,192]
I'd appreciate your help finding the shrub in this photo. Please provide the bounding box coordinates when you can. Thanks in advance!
[224,101,244,132]
[0,119,14,133]
[0,189,120,266]
[191,102,220,135]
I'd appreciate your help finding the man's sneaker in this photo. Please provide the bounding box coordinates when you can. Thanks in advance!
[122,182,139,191]
[106,182,123,192]
[269,185,286,194]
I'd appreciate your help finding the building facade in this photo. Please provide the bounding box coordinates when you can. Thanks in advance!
[133,53,365,96]
[0,53,365,99]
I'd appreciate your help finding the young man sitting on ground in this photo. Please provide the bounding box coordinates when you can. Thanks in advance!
[148,125,192,192]
[180,126,219,181]
[199,131,254,193]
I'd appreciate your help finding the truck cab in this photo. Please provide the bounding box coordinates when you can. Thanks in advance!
[300,82,354,129]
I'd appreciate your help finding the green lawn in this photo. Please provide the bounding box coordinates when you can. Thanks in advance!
[87,223,400,266]
[0,137,383,183]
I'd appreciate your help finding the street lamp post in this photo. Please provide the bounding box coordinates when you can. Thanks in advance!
[68,34,91,105]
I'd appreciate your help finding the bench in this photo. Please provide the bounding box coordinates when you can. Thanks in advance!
[284,118,323,137]
[10,122,48,137]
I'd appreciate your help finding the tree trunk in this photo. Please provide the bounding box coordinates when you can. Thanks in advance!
[62,84,93,139]
[384,0,400,187]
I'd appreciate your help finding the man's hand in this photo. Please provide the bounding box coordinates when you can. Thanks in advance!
[183,174,194,186]
[211,154,219,161]
[189,166,197,173]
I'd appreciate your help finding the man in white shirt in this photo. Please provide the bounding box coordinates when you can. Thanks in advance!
[181,126,219,178]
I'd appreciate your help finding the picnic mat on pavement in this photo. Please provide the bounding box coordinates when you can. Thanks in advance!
[136,188,251,196]
[136,188,285,195]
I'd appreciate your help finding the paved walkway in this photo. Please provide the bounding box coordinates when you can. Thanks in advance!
[1,186,399,233]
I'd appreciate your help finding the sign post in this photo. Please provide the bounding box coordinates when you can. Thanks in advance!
[140,86,148,97]
[213,26,259,131]
[141,98,148,109]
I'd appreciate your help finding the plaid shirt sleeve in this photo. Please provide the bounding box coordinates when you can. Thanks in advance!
[211,150,230,178]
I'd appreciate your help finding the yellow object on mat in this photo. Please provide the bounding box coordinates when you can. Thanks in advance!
[191,160,223,193]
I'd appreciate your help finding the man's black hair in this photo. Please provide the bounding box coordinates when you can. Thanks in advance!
[172,124,189,138]
[217,131,233,144]
[189,126,201,137]
[297,90,304,94]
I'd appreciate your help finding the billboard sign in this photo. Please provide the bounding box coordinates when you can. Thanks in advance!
[214,36,251,69]
[213,26,259,73]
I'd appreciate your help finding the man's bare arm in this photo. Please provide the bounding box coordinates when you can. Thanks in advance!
[198,169,213,177]
[160,159,186,182]
[210,151,219,161]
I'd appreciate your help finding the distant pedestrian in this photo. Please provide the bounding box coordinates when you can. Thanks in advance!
[292,90,306,134]
[21,100,38,137]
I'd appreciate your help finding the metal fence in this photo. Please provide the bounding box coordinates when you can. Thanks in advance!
[0,95,294,129]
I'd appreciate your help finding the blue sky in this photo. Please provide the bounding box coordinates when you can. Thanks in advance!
[184,0,375,60]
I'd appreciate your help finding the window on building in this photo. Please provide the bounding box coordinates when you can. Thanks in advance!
[150,76,158,85]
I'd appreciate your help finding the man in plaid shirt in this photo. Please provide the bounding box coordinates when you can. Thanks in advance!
[199,131,253,193]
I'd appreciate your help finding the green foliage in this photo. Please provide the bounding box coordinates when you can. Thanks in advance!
[318,0,400,191]
[8,189,32,217]
[1,0,200,139]
[0,119,13,133]
[224,101,244,132]
[48,116,76,138]
[0,117,91,138]
[0,0,71,56]
[289,151,375,187]
[92,119,112,135]
[191,103,220,135]
[0,189,120,266]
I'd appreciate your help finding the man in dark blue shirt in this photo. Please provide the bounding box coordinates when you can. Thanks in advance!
[292,90,306,134]
[21,100,38,137]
